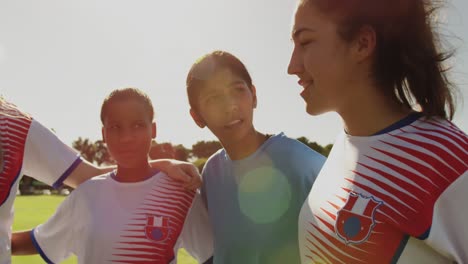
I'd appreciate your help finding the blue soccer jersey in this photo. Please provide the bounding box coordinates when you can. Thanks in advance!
[201,133,325,264]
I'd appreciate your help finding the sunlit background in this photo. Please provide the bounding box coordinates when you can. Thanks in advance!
[1,0,467,148]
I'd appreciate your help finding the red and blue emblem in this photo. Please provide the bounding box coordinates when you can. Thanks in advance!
[335,192,383,244]
[145,215,170,242]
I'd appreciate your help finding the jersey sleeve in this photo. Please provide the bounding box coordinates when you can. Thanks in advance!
[31,191,81,263]
[174,190,214,263]
[425,170,468,262]
[22,119,82,188]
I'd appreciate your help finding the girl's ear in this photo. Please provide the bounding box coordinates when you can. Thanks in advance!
[151,122,157,139]
[190,109,206,128]
[101,127,106,143]
[251,85,258,108]
[353,25,377,63]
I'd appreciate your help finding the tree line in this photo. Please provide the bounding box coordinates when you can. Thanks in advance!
[20,136,332,193]
[72,136,332,171]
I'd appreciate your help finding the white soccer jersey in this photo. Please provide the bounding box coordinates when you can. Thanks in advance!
[299,118,468,263]
[32,172,212,264]
[0,100,81,264]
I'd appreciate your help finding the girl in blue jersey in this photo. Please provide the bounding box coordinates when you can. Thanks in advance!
[186,50,326,264]
[287,0,467,263]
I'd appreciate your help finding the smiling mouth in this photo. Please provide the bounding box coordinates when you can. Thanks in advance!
[225,119,242,128]
[300,81,314,97]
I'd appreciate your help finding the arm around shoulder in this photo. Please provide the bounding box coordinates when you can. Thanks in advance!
[63,159,110,188]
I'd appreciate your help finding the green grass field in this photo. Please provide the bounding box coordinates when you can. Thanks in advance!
[12,195,198,264]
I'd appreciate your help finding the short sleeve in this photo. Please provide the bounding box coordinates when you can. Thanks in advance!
[22,119,82,188]
[425,170,468,263]
[32,191,81,263]
[175,191,213,263]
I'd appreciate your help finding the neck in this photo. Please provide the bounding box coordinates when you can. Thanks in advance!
[222,129,269,160]
[338,84,412,136]
[114,162,156,183]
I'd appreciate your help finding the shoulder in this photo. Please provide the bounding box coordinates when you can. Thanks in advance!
[396,117,467,150]
[261,133,326,179]
[407,117,466,137]
[154,171,185,186]
[0,99,32,121]
[55,174,110,210]
[202,148,226,170]
[151,172,196,206]
[72,173,111,193]
[268,133,326,162]
[153,171,196,194]
[206,148,225,163]
[0,100,33,141]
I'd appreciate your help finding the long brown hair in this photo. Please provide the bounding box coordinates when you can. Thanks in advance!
[303,0,457,119]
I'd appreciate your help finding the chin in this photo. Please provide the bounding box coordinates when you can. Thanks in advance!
[305,103,331,116]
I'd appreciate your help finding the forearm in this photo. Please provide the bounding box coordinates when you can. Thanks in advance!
[11,231,38,255]
[149,159,174,172]
[149,159,202,190]
[63,159,113,188]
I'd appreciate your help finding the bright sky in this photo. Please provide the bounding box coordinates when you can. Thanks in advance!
[1,0,467,148]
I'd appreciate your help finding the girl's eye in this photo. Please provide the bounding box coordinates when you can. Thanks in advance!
[236,86,247,92]
[299,40,313,47]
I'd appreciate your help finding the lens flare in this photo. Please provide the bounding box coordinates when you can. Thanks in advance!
[238,166,292,224]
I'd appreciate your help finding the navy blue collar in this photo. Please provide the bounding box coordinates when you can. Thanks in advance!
[373,112,423,135]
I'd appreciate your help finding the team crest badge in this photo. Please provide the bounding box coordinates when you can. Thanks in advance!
[145,215,170,242]
[335,192,383,244]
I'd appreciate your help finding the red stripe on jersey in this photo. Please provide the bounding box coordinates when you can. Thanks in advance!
[353,168,424,209]
[364,156,434,194]
[412,123,468,148]
[307,203,407,263]
[303,119,467,263]
[328,202,341,211]
[0,104,32,205]
[392,134,465,174]
[321,208,337,222]
[111,175,195,264]
[310,223,368,263]
[372,147,448,187]
[412,132,467,166]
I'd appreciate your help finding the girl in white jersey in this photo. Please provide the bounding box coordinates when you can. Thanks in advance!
[9,89,212,264]
[288,0,467,263]
[0,96,201,264]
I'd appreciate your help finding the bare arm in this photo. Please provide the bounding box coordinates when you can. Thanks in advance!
[150,159,202,190]
[63,159,201,190]
[11,231,37,255]
[62,159,110,188]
